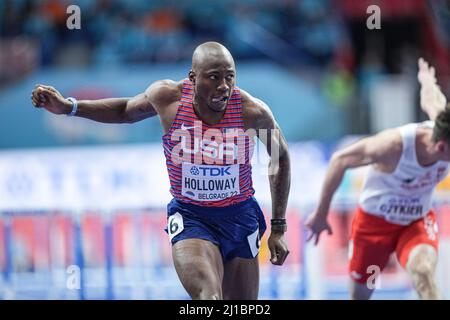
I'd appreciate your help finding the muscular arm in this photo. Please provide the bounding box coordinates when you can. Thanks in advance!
[31,80,180,124]
[75,93,156,123]
[317,130,399,217]
[255,103,290,224]
[418,58,448,121]
[242,90,290,265]
[306,129,401,244]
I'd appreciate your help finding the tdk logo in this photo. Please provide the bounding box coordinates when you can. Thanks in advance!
[198,167,232,176]
[190,166,200,175]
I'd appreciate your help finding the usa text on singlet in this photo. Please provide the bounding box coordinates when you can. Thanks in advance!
[162,79,255,207]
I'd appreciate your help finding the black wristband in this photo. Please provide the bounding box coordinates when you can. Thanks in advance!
[271,224,287,233]
[271,219,287,232]
[271,218,286,226]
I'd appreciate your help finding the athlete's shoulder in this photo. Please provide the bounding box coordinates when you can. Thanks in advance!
[145,79,183,108]
[417,120,435,129]
[395,121,434,133]
[240,89,274,125]
[366,127,403,165]
[373,127,402,146]
[392,122,427,142]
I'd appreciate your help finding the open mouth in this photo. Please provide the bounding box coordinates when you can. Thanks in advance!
[212,95,229,103]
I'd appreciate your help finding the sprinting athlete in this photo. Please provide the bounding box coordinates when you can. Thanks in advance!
[306,58,449,299]
[31,42,291,300]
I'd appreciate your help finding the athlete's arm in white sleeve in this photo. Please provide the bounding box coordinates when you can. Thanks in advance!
[418,58,448,121]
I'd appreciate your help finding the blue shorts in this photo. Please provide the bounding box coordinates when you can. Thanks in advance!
[165,197,267,261]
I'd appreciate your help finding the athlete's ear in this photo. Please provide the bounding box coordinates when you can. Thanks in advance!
[436,140,447,153]
[443,141,450,153]
[188,70,196,84]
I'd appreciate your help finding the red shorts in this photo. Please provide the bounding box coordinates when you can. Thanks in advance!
[349,206,439,284]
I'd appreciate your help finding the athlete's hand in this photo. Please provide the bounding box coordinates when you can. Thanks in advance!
[268,232,289,265]
[418,57,439,85]
[304,212,333,245]
[417,58,447,113]
[31,84,72,115]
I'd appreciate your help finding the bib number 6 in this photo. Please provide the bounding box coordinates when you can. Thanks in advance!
[167,212,184,241]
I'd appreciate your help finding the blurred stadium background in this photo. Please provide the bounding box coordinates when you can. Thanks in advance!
[1,0,450,300]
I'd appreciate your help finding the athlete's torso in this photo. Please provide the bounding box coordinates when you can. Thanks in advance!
[162,79,255,207]
[359,121,449,225]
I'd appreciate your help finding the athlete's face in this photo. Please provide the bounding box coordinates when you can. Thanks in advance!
[190,56,235,113]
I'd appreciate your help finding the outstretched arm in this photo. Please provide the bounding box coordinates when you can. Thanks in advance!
[243,92,291,266]
[31,84,157,123]
[305,129,399,245]
[418,58,447,121]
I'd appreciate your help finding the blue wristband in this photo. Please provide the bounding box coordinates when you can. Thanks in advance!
[66,97,78,116]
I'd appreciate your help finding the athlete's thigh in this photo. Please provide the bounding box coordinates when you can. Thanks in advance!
[396,211,439,268]
[222,256,259,300]
[349,208,399,284]
[349,231,396,286]
[172,238,224,298]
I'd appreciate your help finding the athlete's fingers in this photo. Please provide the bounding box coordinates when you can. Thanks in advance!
[430,66,436,79]
[38,87,55,97]
[35,86,49,95]
[270,256,278,264]
[32,89,41,100]
[270,248,278,264]
[278,249,289,265]
[31,95,40,107]
[36,84,46,91]
[306,229,315,242]
[418,57,426,70]
[272,249,285,266]
[314,232,321,246]
[419,58,426,70]
[38,88,58,103]
[38,92,48,103]
[40,85,57,93]
[32,96,40,107]
[327,226,333,235]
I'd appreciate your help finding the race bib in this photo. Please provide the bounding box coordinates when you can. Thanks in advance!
[247,228,260,258]
[377,195,427,224]
[181,163,240,201]
[167,212,184,241]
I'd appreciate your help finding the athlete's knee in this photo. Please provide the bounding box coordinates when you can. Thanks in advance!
[409,259,434,278]
[409,260,436,294]
[195,289,222,300]
[407,247,438,294]
[408,260,440,299]
[190,279,223,300]
[407,246,437,280]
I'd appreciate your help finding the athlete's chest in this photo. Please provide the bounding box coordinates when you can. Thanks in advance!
[392,162,449,191]
[170,120,251,165]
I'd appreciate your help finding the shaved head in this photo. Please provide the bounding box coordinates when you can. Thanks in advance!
[189,42,236,113]
[192,42,235,72]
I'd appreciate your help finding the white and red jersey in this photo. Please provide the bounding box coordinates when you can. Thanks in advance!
[359,121,449,225]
